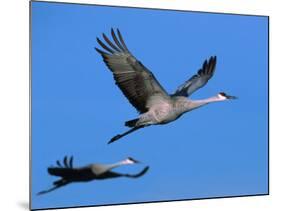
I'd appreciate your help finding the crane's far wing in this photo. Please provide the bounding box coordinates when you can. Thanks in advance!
[95,28,169,113]
[173,56,217,97]
[48,156,75,177]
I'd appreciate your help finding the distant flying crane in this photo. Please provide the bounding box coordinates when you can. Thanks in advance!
[95,28,237,144]
[37,156,149,195]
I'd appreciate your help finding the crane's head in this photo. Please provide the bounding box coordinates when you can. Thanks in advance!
[218,92,237,100]
[122,157,140,165]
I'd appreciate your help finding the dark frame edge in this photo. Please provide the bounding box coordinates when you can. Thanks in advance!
[267,15,270,196]
[29,0,33,210]
[31,193,269,211]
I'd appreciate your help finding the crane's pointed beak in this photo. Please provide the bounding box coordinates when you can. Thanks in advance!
[128,157,141,164]
[134,160,141,164]
[226,95,237,100]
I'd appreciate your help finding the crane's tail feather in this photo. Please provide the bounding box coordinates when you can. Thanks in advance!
[108,126,144,144]
[125,118,139,127]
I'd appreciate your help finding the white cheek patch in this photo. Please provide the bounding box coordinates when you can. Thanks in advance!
[218,94,227,100]
[124,159,134,165]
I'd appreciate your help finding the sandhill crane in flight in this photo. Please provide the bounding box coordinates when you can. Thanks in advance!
[38,156,149,195]
[95,29,237,144]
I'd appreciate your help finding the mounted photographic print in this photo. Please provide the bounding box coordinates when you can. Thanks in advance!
[30,1,269,210]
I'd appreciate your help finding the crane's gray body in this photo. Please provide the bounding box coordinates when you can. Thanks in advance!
[137,96,202,126]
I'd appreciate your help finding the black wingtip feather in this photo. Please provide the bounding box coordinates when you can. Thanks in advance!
[117,28,129,52]
[211,55,217,63]
[103,33,121,52]
[203,60,208,68]
[69,156,73,168]
[95,47,107,55]
[56,160,62,167]
[111,28,126,51]
[63,156,68,168]
[96,37,115,54]
[208,55,217,74]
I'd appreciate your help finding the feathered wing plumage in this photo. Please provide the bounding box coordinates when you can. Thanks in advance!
[173,56,217,97]
[47,167,77,178]
[95,28,169,113]
[49,156,75,177]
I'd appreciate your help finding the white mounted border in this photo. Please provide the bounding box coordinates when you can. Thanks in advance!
[0,0,279,211]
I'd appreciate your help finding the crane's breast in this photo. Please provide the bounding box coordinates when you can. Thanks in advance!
[152,102,177,124]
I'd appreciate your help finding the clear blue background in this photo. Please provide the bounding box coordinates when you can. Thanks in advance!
[31,2,268,210]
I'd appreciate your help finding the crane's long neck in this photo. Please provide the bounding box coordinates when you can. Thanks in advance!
[102,161,125,170]
[102,160,128,171]
[90,161,126,175]
[185,95,225,111]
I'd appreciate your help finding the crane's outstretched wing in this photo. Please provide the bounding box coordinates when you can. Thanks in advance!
[173,56,217,97]
[95,28,169,113]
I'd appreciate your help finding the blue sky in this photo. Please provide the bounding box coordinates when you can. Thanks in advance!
[31,2,268,210]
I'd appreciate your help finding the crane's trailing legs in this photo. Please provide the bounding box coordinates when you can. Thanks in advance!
[108,125,145,144]
[37,180,69,195]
